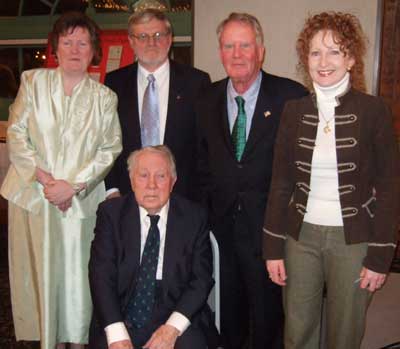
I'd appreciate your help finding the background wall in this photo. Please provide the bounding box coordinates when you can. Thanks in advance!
[193,0,380,93]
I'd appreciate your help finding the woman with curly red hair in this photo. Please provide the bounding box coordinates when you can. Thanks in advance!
[263,11,399,348]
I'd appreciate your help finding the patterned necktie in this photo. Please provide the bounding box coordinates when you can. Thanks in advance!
[141,74,160,146]
[232,96,247,161]
[126,214,160,329]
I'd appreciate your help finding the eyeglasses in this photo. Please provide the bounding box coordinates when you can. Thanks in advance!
[130,31,170,43]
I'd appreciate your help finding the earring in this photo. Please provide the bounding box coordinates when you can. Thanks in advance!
[347,66,351,71]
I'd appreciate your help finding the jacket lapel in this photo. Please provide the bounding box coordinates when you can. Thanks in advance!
[164,61,182,145]
[122,64,142,147]
[162,196,184,292]
[217,79,237,159]
[120,194,141,300]
[242,72,276,159]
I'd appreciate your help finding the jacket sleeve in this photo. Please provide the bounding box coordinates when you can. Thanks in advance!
[6,71,41,186]
[363,99,400,273]
[173,209,214,320]
[89,203,124,328]
[262,100,297,260]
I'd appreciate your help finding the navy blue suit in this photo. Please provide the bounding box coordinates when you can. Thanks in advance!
[104,61,211,199]
[89,193,216,348]
[196,71,308,348]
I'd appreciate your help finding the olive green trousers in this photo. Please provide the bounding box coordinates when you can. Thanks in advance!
[284,222,372,349]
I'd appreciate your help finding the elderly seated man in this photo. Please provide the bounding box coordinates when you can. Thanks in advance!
[89,145,215,349]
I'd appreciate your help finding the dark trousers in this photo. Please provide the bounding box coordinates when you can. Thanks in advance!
[89,282,210,349]
[215,209,284,349]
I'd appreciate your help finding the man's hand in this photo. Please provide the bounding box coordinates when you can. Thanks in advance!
[266,259,287,286]
[143,324,179,349]
[109,339,134,349]
[359,266,386,292]
[44,179,75,205]
[107,191,121,200]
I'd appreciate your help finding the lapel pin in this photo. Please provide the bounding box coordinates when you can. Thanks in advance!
[264,111,271,118]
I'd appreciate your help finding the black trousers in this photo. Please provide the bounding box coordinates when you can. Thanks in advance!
[215,209,284,349]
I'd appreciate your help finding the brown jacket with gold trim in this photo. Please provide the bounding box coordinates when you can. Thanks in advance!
[263,88,400,273]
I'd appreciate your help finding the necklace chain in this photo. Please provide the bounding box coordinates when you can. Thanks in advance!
[319,109,335,134]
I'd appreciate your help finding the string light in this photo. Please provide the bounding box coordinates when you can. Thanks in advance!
[85,0,191,13]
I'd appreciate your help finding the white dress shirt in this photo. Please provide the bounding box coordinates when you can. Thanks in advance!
[106,60,170,196]
[104,201,190,345]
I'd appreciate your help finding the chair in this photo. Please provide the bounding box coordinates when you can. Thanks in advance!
[208,231,221,333]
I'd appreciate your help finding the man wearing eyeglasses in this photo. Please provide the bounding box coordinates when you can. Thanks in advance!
[104,8,211,201]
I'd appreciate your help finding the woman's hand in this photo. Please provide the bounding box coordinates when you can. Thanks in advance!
[266,259,287,286]
[56,198,72,212]
[44,180,75,206]
[36,168,54,186]
[359,267,386,292]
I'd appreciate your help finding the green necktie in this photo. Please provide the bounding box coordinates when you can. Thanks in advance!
[232,96,247,161]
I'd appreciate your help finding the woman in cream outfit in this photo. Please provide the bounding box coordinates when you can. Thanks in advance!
[1,12,122,349]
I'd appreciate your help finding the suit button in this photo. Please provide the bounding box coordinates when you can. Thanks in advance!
[237,164,243,169]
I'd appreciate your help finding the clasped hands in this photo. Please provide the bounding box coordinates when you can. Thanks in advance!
[36,168,75,212]
[109,324,180,349]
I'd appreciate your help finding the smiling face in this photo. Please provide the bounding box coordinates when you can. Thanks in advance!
[130,150,176,214]
[56,26,94,77]
[219,21,264,94]
[128,18,172,72]
[308,30,355,87]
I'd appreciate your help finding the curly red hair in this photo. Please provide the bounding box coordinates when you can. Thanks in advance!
[296,11,367,92]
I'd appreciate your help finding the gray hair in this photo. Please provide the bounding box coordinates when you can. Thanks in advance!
[128,8,172,36]
[216,12,264,46]
[127,145,177,179]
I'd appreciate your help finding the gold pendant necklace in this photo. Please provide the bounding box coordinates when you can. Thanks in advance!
[319,110,334,134]
[323,123,331,134]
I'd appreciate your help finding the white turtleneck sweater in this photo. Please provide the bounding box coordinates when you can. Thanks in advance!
[303,73,350,226]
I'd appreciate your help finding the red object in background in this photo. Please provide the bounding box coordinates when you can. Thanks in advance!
[45,29,135,83]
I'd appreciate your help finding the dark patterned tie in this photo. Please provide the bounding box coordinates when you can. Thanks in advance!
[232,96,247,161]
[141,74,160,146]
[126,214,160,329]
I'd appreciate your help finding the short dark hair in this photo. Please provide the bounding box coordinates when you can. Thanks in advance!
[51,11,102,65]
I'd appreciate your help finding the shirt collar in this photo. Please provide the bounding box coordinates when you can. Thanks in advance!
[227,71,262,101]
[139,201,169,226]
[138,59,170,85]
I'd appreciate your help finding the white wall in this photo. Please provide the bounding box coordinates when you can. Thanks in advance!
[193,0,379,93]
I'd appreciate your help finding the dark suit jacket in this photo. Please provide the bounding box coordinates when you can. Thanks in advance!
[196,71,308,253]
[88,193,214,347]
[104,60,211,198]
